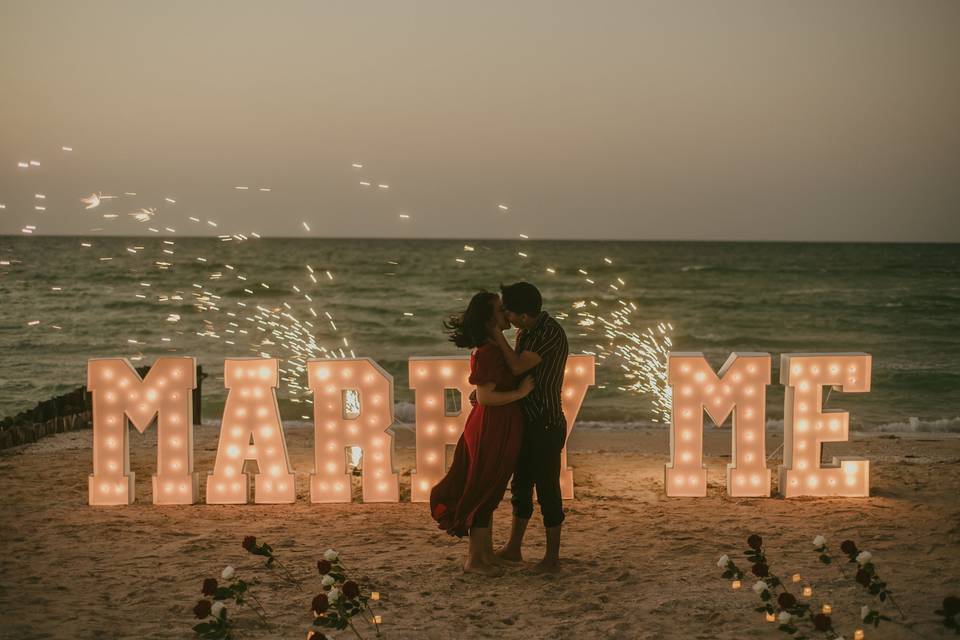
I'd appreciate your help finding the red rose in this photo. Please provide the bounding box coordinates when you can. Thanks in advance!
[312,593,329,614]
[342,580,360,600]
[777,593,796,609]
[201,578,218,596]
[856,569,871,586]
[812,613,832,631]
[193,599,212,619]
[943,596,960,617]
[307,631,329,640]
[242,536,257,551]
[747,534,763,550]
[751,563,769,578]
[317,559,332,575]
[840,539,858,555]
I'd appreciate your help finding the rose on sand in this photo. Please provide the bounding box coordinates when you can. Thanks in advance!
[812,613,832,631]
[323,549,339,562]
[813,535,826,548]
[211,602,225,618]
[193,600,212,619]
[242,536,257,552]
[856,551,873,566]
[321,575,335,587]
[342,581,360,600]
[856,569,871,586]
[752,580,768,594]
[747,534,763,550]
[328,587,341,604]
[312,593,329,614]
[201,578,218,597]
[840,540,858,555]
[316,559,332,575]
[221,566,235,580]
[778,611,792,625]
[777,593,797,609]
[717,554,730,569]
[752,563,769,578]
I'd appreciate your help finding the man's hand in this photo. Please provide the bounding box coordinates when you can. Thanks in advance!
[469,389,477,407]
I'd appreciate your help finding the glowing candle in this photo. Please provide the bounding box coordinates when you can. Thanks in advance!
[792,573,802,583]
[206,359,295,504]
[87,357,198,505]
[765,612,776,623]
[853,630,864,640]
[821,604,832,615]
[374,615,382,624]
[731,580,741,590]
[802,586,813,597]
[308,359,400,503]
[665,353,771,497]
[370,592,380,601]
[779,354,871,497]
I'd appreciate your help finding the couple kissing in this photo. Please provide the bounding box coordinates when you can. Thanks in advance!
[430,281,569,576]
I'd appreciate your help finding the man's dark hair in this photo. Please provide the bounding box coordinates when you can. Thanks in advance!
[500,281,542,317]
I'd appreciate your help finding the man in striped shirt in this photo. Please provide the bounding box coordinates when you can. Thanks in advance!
[489,281,569,573]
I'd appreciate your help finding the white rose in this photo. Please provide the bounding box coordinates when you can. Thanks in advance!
[752,580,768,594]
[211,601,225,617]
[328,587,341,603]
[856,551,872,565]
[778,611,792,625]
[221,565,235,580]
[321,575,335,587]
[813,535,826,548]
[717,554,730,568]
[324,548,339,562]
[861,605,871,621]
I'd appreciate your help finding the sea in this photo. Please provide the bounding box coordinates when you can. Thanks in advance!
[1,236,958,433]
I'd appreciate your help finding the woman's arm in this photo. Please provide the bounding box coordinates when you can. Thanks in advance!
[475,378,534,407]
[492,330,541,376]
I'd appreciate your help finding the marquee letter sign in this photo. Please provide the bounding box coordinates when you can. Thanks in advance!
[559,355,595,499]
[408,358,474,502]
[207,359,296,504]
[308,358,400,503]
[87,357,197,505]
[406,355,595,502]
[778,353,871,497]
[666,352,771,497]
[85,350,871,506]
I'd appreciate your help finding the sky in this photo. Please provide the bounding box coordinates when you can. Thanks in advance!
[1,0,958,242]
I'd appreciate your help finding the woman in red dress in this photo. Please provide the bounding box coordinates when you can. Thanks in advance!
[430,291,533,576]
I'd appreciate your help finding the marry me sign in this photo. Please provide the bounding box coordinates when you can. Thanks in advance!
[86,351,871,506]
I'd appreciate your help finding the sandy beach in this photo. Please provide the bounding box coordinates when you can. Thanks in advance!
[0,424,957,639]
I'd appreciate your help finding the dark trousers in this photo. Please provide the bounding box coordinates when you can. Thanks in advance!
[510,420,566,528]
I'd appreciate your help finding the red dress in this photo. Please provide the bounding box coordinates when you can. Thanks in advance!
[430,342,525,537]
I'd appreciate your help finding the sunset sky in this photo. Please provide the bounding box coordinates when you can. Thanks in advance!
[1,0,957,241]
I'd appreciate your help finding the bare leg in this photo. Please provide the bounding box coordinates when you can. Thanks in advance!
[532,525,561,573]
[463,527,502,576]
[495,515,529,562]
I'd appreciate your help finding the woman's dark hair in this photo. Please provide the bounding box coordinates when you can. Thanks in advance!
[500,281,542,317]
[444,291,497,349]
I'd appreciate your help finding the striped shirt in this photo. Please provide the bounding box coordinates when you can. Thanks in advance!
[516,310,568,429]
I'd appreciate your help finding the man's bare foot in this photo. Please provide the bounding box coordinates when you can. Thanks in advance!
[531,558,561,574]
[462,560,504,577]
[494,546,523,562]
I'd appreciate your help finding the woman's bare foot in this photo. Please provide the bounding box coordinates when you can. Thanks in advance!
[494,546,523,562]
[462,559,504,577]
